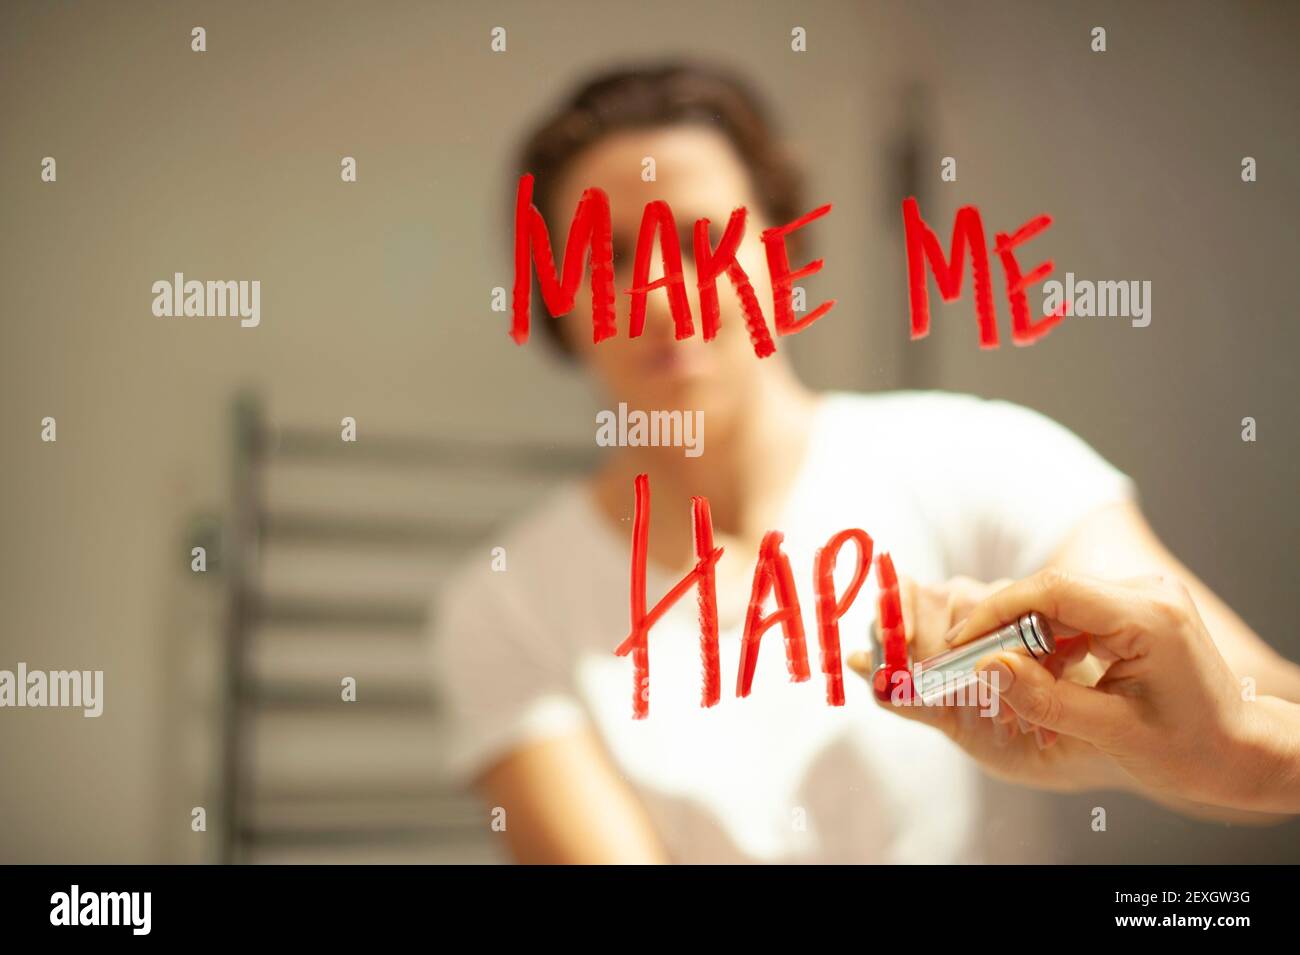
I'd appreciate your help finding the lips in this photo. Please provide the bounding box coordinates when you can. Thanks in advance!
[643,342,708,377]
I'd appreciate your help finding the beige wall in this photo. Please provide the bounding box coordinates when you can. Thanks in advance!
[1,0,1296,862]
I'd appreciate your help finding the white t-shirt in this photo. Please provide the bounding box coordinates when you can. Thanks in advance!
[428,391,1135,863]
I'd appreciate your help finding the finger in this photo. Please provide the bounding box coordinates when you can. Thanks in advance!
[898,577,918,648]
[1043,636,1086,676]
[946,617,1083,646]
[992,720,1014,746]
[1043,655,1068,680]
[936,577,1005,644]
[1055,634,1091,662]
[846,651,871,677]
[952,568,1147,660]
[942,575,1082,647]
[1040,633,1092,681]
[943,576,1000,621]
[1088,632,1123,664]
[904,579,959,659]
[976,651,1133,745]
[846,651,955,732]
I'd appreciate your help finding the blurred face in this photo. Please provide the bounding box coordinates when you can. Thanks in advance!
[549,124,781,412]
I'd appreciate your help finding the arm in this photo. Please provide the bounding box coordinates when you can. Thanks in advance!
[476,726,670,864]
[951,569,1300,815]
[1236,696,1300,813]
[854,561,1297,820]
[1047,499,1300,701]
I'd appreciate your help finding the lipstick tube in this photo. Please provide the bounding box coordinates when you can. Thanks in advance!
[872,612,1055,705]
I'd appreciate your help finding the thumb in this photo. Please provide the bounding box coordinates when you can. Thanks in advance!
[977,652,1131,745]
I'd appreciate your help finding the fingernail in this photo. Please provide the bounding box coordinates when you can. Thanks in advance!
[943,621,966,644]
[845,651,869,674]
[1034,728,1052,750]
[977,661,1013,694]
[1016,717,1031,735]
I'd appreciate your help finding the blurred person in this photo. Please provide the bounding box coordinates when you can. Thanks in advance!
[429,62,1300,863]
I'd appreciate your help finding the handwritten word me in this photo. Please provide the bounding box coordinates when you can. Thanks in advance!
[903,197,1067,348]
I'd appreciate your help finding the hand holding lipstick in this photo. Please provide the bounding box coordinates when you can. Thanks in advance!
[847,575,1122,795]
[943,569,1300,814]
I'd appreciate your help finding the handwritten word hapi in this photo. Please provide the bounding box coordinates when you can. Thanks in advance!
[613,474,911,718]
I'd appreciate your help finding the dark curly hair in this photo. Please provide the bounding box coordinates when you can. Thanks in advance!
[513,61,806,358]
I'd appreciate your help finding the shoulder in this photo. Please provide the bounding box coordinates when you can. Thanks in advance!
[817,389,1083,459]
[816,389,1112,462]
[426,483,596,779]
[432,481,596,629]
[822,388,1054,431]
[815,389,1130,507]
